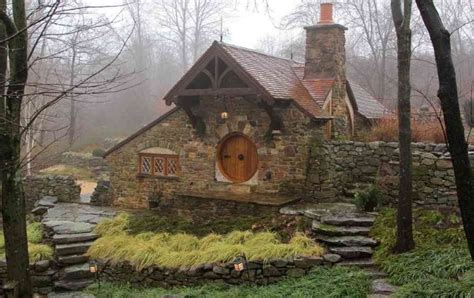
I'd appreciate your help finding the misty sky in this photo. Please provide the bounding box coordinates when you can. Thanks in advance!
[92,0,304,49]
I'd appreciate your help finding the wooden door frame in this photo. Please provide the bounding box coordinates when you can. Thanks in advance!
[216,132,258,183]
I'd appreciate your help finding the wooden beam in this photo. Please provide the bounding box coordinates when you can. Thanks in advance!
[177,88,256,97]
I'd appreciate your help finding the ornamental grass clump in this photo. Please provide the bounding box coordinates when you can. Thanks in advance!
[88,215,324,270]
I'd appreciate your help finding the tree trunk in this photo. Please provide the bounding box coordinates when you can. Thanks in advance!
[415,0,474,259]
[0,0,32,295]
[392,0,415,253]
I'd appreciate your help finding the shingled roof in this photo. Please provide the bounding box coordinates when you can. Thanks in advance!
[219,42,387,120]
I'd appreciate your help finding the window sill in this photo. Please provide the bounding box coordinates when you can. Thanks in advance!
[136,174,179,181]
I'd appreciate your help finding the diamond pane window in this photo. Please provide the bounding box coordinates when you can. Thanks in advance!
[168,158,179,176]
[140,156,152,174]
[138,148,179,177]
[154,157,165,176]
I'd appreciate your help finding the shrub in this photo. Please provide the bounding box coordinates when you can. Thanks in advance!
[92,148,106,157]
[360,118,446,143]
[88,216,324,269]
[354,185,381,212]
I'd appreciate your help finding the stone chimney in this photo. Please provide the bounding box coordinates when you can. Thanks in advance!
[304,3,347,80]
[304,3,350,137]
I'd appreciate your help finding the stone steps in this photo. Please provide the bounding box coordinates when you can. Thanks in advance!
[364,269,388,279]
[58,254,90,266]
[329,246,374,259]
[312,222,370,236]
[54,279,95,291]
[53,232,98,244]
[316,235,378,247]
[56,241,94,256]
[59,263,94,280]
[337,258,375,268]
[321,215,375,227]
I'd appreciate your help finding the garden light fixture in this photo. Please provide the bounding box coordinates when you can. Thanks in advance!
[233,254,247,272]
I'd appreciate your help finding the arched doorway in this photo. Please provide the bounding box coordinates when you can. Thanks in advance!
[217,133,258,183]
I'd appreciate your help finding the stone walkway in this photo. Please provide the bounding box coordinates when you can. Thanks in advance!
[41,201,116,293]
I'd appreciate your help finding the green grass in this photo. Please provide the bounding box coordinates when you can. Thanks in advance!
[88,214,324,269]
[371,208,474,297]
[39,164,95,181]
[0,222,53,262]
[86,266,371,298]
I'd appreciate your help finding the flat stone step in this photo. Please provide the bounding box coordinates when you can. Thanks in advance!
[337,258,375,268]
[58,254,89,266]
[317,236,379,247]
[59,263,94,280]
[54,279,95,291]
[372,279,398,295]
[56,241,94,256]
[329,246,374,259]
[43,221,95,235]
[312,221,371,236]
[52,233,98,244]
[321,215,375,227]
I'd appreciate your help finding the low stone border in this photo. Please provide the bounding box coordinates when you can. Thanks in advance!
[0,259,55,295]
[97,254,341,288]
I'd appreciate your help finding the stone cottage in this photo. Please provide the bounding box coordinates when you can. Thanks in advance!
[104,3,388,211]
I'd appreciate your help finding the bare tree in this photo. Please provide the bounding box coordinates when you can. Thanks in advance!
[415,0,474,260]
[392,0,415,253]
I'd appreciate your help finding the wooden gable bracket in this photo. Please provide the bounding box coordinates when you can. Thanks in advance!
[176,96,206,137]
[256,96,284,135]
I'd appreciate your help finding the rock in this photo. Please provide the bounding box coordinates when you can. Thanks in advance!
[37,196,58,208]
[287,268,306,278]
[317,236,378,247]
[59,263,94,280]
[54,279,95,291]
[312,222,371,236]
[58,255,89,266]
[337,258,375,268]
[55,241,94,256]
[320,215,375,227]
[372,279,398,295]
[294,256,324,268]
[31,275,53,288]
[271,259,288,268]
[329,246,374,259]
[43,221,94,235]
[32,206,49,216]
[323,254,342,263]
[279,206,305,216]
[262,265,281,277]
[212,265,230,275]
[48,292,94,298]
[52,233,98,244]
[304,209,329,220]
[34,260,51,272]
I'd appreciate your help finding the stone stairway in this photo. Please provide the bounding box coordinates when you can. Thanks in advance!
[53,230,98,290]
[312,214,378,266]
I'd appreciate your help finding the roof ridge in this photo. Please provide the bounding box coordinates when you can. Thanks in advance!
[219,41,298,63]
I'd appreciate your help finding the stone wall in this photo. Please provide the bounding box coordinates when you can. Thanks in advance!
[23,175,81,210]
[98,255,336,288]
[61,152,109,179]
[0,260,54,295]
[307,141,474,206]
[90,180,114,206]
[106,97,326,209]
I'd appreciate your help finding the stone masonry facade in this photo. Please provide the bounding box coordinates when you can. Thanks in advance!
[307,141,474,206]
[106,96,326,209]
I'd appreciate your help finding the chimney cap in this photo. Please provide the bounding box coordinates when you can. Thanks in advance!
[318,3,334,24]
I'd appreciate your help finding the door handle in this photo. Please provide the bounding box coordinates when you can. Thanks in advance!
[238,154,245,161]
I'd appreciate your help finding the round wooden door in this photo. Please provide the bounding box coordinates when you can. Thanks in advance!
[218,134,258,183]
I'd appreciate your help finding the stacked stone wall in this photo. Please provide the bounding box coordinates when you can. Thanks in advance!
[307,141,474,206]
[23,175,81,211]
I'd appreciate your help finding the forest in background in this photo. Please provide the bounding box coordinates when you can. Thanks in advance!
[22,0,473,169]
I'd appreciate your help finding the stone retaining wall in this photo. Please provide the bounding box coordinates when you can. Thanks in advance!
[24,175,80,210]
[98,255,336,288]
[308,141,474,206]
[0,260,54,295]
